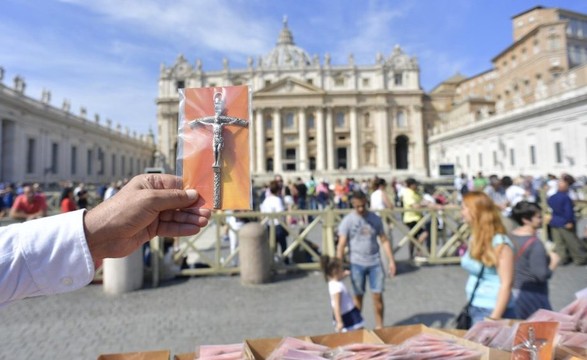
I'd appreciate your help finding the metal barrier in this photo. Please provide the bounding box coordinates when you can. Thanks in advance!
[150,206,473,283]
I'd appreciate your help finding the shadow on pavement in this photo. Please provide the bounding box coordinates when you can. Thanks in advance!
[393,311,456,328]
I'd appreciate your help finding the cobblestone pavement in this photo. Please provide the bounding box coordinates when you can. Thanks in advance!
[0,258,585,358]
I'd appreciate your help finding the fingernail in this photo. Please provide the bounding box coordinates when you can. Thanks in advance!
[186,189,198,200]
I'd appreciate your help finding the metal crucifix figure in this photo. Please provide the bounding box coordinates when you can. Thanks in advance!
[188,90,248,209]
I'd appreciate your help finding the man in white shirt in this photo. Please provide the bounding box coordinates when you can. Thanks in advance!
[0,174,211,306]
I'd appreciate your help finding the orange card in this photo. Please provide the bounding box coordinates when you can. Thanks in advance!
[179,86,251,210]
[511,321,559,360]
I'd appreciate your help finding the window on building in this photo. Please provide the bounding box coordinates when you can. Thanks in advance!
[510,148,515,166]
[548,35,560,50]
[176,80,185,90]
[364,112,371,128]
[306,79,313,85]
[533,39,540,54]
[335,112,346,127]
[309,156,316,171]
[265,118,272,130]
[26,138,36,174]
[396,110,406,128]
[336,147,347,170]
[285,148,296,171]
[394,73,403,86]
[97,148,104,175]
[266,157,274,172]
[362,78,370,87]
[209,82,216,87]
[51,142,59,174]
[129,157,134,175]
[307,113,315,129]
[530,145,536,165]
[511,55,517,68]
[111,154,116,176]
[334,77,345,86]
[87,149,93,176]
[555,142,563,163]
[285,112,295,129]
[71,146,77,175]
[121,155,126,176]
[264,80,271,87]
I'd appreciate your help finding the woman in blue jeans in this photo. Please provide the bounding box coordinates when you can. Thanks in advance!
[460,191,516,325]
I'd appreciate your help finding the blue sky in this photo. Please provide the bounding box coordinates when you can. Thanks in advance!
[1,0,586,137]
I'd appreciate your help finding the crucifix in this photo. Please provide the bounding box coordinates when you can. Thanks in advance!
[188,90,248,209]
[511,326,547,360]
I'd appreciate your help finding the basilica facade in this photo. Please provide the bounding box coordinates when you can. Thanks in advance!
[156,19,427,181]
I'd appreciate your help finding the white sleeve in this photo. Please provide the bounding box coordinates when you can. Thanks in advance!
[0,209,95,307]
[328,280,344,295]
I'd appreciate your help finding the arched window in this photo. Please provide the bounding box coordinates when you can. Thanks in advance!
[395,135,409,170]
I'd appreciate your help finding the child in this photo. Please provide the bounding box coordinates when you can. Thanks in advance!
[320,255,364,332]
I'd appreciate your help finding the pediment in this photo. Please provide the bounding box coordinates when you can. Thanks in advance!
[255,77,324,96]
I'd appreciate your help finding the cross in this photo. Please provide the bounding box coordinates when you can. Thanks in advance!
[511,326,547,360]
[188,90,248,209]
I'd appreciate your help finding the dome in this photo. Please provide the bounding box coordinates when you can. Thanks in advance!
[261,17,312,68]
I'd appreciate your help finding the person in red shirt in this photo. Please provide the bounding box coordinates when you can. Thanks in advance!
[60,187,77,213]
[10,185,47,220]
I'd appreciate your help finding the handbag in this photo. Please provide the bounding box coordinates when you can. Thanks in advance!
[456,265,485,330]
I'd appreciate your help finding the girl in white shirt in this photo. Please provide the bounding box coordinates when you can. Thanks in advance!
[320,255,364,332]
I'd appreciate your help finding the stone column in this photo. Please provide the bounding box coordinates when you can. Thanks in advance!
[326,107,335,171]
[273,108,283,173]
[316,107,326,171]
[298,108,308,171]
[350,106,359,170]
[249,109,256,175]
[377,107,390,169]
[239,223,272,284]
[103,248,144,294]
[255,110,265,173]
[411,105,425,175]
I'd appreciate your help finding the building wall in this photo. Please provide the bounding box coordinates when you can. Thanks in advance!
[428,6,587,178]
[157,36,428,181]
[0,75,155,185]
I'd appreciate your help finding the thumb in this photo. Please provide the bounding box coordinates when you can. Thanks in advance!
[147,188,199,211]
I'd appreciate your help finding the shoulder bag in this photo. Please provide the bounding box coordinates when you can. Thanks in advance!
[456,265,485,330]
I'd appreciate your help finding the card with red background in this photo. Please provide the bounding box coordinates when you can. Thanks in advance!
[179,85,251,210]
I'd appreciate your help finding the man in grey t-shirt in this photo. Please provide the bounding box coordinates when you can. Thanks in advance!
[337,191,396,329]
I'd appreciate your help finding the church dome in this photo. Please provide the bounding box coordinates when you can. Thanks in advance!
[261,17,312,68]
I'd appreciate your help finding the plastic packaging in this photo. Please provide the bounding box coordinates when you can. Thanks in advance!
[177,86,252,210]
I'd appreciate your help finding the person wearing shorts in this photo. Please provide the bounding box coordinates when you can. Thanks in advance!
[337,191,396,329]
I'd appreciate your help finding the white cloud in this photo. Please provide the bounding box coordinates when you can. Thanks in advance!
[60,0,275,58]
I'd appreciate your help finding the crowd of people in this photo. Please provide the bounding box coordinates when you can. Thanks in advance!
[0,179,131,220]
[1,170,586,331]
[254,171,586,331]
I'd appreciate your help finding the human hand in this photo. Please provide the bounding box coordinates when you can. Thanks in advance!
[84,174,211,263]
[388,261,396,277]
[336,321,344,332]
[565,222,574,230]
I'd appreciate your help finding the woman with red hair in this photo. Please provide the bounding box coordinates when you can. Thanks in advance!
[460,191,515,325]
